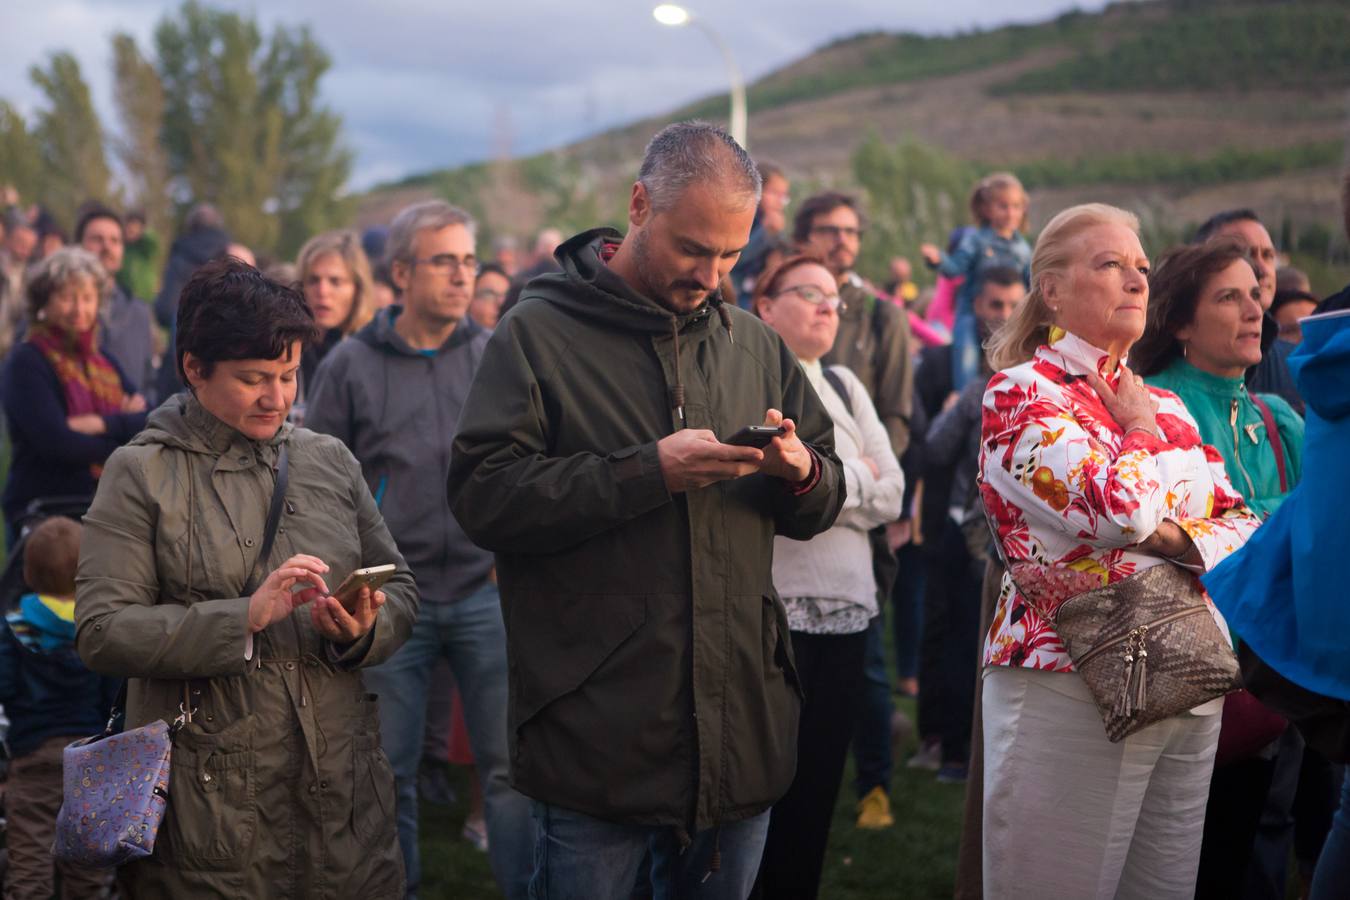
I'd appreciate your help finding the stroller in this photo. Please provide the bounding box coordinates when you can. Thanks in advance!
[0,494,94,887]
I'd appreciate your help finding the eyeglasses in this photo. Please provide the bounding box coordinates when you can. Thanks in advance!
[773,284,844,310]
[473,288,506,303]
[411,254,477,273]
[809,224,862,241]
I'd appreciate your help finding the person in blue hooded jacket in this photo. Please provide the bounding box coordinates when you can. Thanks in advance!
[0,515,121,898]
[1202,307,1350,899]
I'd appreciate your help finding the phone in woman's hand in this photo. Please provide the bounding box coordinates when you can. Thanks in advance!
[331,564,396,612]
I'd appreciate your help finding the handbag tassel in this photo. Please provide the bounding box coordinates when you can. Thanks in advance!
[1131,632,1149,714]
[1114,635,1137,719]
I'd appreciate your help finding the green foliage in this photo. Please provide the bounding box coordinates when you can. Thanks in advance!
[995,4,1350,95]
[1006,141,1343,190]
[152,0,352,256]
[679,19,1085,122]
[0,101,43,199]
[851,135,978,284]
[28,52,113,218]
[112,34,172,241]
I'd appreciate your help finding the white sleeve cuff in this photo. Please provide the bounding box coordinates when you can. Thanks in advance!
[244,631,254,661]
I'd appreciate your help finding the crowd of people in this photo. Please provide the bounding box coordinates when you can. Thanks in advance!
[0,116,1344,900]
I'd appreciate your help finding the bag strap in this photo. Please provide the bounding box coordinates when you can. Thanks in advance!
[1248,393,1288,493]
[822,366,853,417]
[241,443,290,597]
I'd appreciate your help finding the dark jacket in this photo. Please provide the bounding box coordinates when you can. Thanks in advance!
[102,285,154,396]
[822,281,914,458]
[153,225,229,402]
[446,227,845,833]
[307,308,494,604]
[1246,312,1303,415]
[153,226,229,330]
[0,595,120,758]
[1,341,146,528]
[76,393,415,898]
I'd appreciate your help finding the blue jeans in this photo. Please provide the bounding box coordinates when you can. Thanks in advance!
[528,802,769,900]
[362,582,532,900]
[852,613,895,798]
[1310,769,1350,900]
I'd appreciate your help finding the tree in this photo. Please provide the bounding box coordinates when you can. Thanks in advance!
[111,34,172,238]
[28,52,113,220]
[851,135,977,283]
[154,1,352,256]
[0,101,43,201]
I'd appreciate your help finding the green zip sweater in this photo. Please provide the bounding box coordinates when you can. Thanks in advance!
[1147,358,1303,519]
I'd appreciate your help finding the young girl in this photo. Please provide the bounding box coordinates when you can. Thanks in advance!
[921,172,1032,389]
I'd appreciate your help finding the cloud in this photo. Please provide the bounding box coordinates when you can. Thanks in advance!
[0,0,1111,191]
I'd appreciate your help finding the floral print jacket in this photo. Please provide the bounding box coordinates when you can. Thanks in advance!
[978,331,1260,672]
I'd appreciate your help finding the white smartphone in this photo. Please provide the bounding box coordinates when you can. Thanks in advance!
[332,564,397,612]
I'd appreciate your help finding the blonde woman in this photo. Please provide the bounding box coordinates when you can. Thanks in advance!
[978,203,1260,897]
[295,230,375,396]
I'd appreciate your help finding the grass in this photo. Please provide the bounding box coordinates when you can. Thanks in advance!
[417,626,965,900]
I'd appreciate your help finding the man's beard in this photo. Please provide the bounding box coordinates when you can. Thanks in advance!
[633,230,708,312]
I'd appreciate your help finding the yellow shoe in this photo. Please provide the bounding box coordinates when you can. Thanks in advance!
[856,785,895,829]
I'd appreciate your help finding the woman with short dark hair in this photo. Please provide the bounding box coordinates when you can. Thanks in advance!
[75,257,418,898]
[1,246,147,536]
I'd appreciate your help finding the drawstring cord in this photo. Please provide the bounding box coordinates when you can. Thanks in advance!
[700,827,723,883]
[668,300,736,426]
[668,317,686,424]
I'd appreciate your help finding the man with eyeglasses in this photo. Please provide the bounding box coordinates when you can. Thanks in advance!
[307,200,533,900]
[794,190,916,833]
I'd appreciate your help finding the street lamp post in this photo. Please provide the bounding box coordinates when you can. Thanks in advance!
[652,4,747,149]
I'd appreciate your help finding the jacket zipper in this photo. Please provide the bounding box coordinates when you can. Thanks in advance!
[1076,604,1209,667]
[1230,398,1257,498]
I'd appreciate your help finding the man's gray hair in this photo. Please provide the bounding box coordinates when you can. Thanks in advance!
[25,246,109,321]
[638,121,761,213]
[386,200,477,266]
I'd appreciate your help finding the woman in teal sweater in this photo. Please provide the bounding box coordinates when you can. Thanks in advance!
[1134,236,1305,899]
[1135,238,1303,519]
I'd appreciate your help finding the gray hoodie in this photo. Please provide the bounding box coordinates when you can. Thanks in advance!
[307,306,493,604]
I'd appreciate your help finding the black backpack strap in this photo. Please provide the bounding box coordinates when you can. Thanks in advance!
[242,443,290,597]
[823,366,853,417]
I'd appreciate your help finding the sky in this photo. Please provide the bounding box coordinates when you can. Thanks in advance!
[2,1,1113,191]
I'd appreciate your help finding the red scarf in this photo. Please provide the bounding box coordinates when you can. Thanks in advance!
[28,321,125,476]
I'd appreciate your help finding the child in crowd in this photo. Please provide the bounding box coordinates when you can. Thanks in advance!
[922,172,1032,389]
[0,516,119,898]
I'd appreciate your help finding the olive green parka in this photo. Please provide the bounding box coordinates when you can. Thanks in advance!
[75,393,417,899]
[447,228,846,836]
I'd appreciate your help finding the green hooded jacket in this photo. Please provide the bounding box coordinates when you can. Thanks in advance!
[75,393,417,898]
[447,228,845,834]
[1147,358,1304,518]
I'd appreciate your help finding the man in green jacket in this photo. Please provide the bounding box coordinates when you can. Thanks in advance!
[447,121,845,899]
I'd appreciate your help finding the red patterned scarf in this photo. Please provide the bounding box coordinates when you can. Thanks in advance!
[28,322,125,475]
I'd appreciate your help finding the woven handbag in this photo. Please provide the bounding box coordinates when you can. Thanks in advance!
[1032,562,1241,741]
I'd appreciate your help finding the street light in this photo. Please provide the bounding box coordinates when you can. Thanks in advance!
[652,4,747,149]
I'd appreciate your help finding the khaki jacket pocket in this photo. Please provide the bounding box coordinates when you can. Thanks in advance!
[159,719,257,868]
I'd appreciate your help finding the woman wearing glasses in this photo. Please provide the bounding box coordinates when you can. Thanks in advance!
[748,255,905,900]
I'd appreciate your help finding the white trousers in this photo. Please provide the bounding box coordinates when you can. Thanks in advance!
[981,665,1221,900]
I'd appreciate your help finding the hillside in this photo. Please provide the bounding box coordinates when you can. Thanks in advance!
[357,0,1350,288]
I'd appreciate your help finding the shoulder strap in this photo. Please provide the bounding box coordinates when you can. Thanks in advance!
[242,443,290,597]
[822,366,853,416]
[1248,393,1288,493]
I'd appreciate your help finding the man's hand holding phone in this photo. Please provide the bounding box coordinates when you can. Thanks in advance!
[656,408,811,493]
[754,408,812,484]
